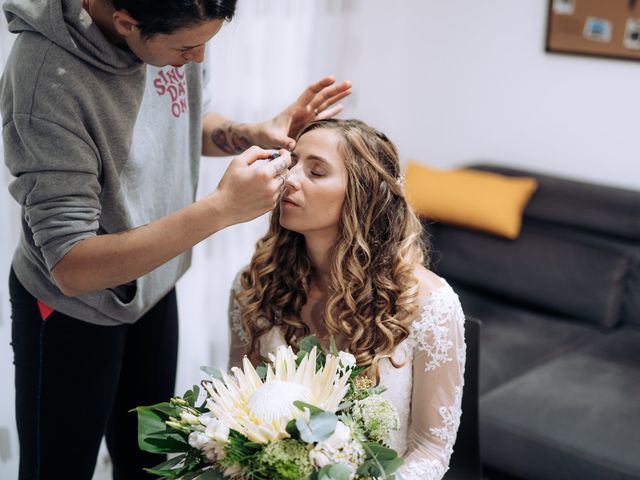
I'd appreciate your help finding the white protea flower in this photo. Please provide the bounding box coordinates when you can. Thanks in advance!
[204,345,351,443]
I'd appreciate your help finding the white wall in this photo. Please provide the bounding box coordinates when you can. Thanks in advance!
[313,0,640,190]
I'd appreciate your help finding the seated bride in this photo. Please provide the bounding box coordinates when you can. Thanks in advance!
[227,118,466,480]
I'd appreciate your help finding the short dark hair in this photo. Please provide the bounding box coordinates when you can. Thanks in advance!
[112,0,237,38]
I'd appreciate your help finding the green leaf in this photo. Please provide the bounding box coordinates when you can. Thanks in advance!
[148,402,180,417]
[136,406,173,453]
[329,336,339,357]
[357,442,403,478]
[294,400,324,415]
[317,463,352,480]
[365,443,398,461]
[286,419,301,440]
[255,364,268,380]
[297,412,338,443]
[299,335,324,354]
[200,366,225,382]
[194,470,225,479]
[368,386,387,396]
[143,454,186,478]
[144,435,191,453]
[183,385,200,407]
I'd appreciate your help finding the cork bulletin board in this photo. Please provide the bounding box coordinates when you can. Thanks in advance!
[546,0,640,61]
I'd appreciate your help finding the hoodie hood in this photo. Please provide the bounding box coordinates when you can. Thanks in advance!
[3,0,142,74]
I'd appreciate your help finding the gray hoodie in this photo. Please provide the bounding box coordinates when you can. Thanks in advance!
[1,0,205,325]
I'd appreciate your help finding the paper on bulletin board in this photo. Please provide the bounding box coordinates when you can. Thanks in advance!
[547,0,640,60]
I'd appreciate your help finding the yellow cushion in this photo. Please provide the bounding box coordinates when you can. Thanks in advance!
[404,162,538,239]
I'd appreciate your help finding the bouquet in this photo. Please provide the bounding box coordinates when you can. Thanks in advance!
[134,336,404,480]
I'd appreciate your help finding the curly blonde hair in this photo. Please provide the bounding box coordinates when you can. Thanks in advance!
[236,119,427,380]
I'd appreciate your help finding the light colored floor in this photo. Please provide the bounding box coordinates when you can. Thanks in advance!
[91,439,112,480]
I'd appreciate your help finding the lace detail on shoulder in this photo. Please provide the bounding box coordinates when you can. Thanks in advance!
[229,271,250,345]
[229,296,249,345]
[408,283,463,371]
[430,385,463,460]
[398,457,446,480]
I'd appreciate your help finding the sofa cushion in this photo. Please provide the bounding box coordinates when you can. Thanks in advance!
[404,162,537,239]
[479,327,640,480]
[469,164,640,242]
[622,256,640,326]
[429,222,629,328]
[451,283,603,394]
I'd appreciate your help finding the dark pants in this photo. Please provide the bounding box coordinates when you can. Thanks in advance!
[9,268,179,480]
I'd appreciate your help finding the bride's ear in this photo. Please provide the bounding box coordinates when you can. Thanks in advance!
[112,9,139,37]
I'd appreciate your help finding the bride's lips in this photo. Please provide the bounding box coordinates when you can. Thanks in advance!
[281,197,300,207]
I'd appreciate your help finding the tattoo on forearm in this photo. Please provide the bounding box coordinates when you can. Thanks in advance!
[211,122,253,154]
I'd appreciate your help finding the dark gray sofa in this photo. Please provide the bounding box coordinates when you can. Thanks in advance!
[424,165,640,480]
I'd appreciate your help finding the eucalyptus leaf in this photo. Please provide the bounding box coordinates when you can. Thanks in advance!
[365,443,398,461]
[255,364,268,380]
[318,463,352,480]
[297,411,338,443]
[368,386,387,396]
[294,400,324,415]
[183,385,200,407]
[200,366,225,382]
[299,335,323,354]
[357,442,403,478]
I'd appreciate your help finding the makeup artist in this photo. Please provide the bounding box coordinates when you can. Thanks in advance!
[0,0,351,478]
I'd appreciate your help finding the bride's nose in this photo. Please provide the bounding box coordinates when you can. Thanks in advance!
[284,165,302,190]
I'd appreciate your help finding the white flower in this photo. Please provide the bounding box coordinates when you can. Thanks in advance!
[352,395,400,446]
[188,431,209,450]
[180,411,201,425]
[205,419,230,444]
[324,420,352,449]
[204,345,351,443]
[309,421,365,479]
[338,351,356,369]
[198,412,216,427]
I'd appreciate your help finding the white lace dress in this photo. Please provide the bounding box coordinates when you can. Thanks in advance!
[227,276,466,480]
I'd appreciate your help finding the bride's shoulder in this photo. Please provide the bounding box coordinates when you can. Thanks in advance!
[412,264,446,297]
[410,264,462,317]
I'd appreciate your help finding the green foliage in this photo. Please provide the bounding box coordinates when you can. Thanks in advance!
[297,412,338,444]
[255,364,268,380]
[356,442,404,479]
[134,335,405,480]
[134,403,190,454]
[259,439,314,480]
[201,366,225,382]
[219,430,264,470]
[293,401,338,443]
[297,335,327,369]
[315,463,353,480]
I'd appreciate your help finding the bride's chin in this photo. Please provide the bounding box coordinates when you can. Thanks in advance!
[278,218,303,234]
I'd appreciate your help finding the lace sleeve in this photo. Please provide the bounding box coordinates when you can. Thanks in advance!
[227,269,250,370]
[398,283,466,480]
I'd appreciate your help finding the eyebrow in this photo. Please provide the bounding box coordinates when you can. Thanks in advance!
[178,43,204,50]
[291,152,331,166]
